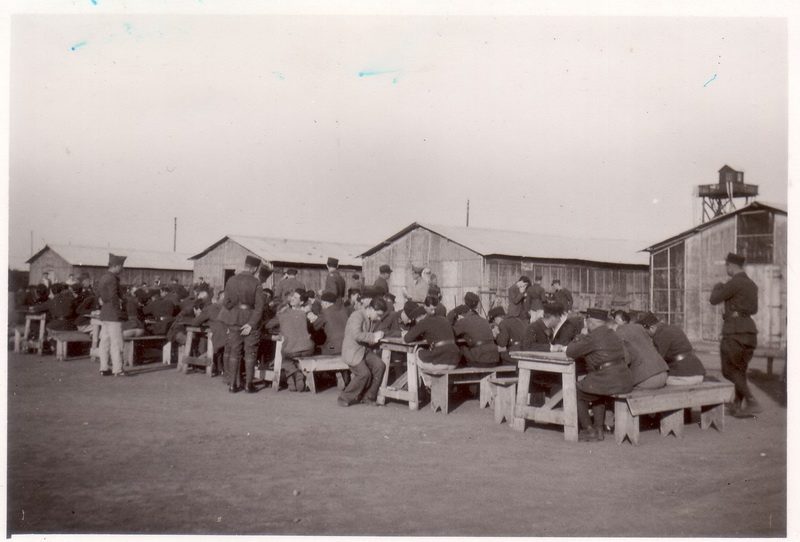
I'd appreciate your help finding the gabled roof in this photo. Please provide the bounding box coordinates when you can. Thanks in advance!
[360,223,649,266]
[26,244,194,270]
[190,235,367,267]
[643,200,787,253]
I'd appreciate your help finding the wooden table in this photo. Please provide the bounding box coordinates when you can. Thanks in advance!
[377,338,427,410]
[253,334,284,391]
[182,325,213,363]
[509,351,579,442]
[15,310,48,355]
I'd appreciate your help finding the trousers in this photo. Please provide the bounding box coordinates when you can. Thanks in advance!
[99,320,124,374]
[225,324,261,388]
[720,333,757,402]
[339,351,385,405]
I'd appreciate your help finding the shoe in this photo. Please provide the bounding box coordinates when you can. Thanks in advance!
[743,397,763,415]
[294,373,306,392]
[579,428,599,442]
[287,376,297,392]
[725,401,742,417]
[361,398,377,406]
[337,398,350,407]
[228,385,240,393]
[100,370,112,376]
[113,371,128,377]
[244,384,256,394]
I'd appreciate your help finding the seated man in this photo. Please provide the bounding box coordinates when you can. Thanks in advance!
[375,292,402,339]
[453,292,499,367]
[32,282,78,332]
[403,299,461,374]
[522,303,567,352]
[489,306,524,364]
[338,297,387,407]
[122,288,147,339]
[638,311,706,387]
[310,291,349,355]
[267,289,315,392]
[610,310,668,389]
[144,286,178,335]
[566,308,633,442]
[343,288,362,317]
[190,291,228,376]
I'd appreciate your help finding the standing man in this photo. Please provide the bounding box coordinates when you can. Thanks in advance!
[507,276,530,320]
[222,255,265,394]
[551,279,574,312]
[404,265,429,303]
[338,297,387,407]
[325,257,347,301]
[566,308,633,442]
[274,269,304,302]
[98,253,128,377]
[373,264,392,295]
[526,275,547,321]
[710,252,760,417]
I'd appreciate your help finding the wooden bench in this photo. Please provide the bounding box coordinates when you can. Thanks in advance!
[419,365,517,414]
[480,376,519,424]
[122,335,167,367]
[297,355,350,393]
[50,331,93,361]
[612,381,735,445]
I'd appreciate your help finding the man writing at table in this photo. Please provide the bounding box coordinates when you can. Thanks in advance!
[98,253,128,377]
[566,308,633,442]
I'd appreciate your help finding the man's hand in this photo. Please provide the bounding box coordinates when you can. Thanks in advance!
[240,324,252,336]
[307,312,318,323]
[371,330,385,344]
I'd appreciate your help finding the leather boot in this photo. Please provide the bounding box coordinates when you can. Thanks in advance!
[592,403,605,442]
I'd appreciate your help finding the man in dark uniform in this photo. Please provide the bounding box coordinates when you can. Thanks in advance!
[373,264,392,295]
[507,276,530,320]
[525,275,547,321]
[324,257,347,301]
[453,292,499,367]
[522,303,568,352]
[274,269,304,302]
[144,286,178,335]
[551,279,574,311]
[488,306,525,364]
[222,255,266,393]
[710,252,760,417]
[98,253,128,376]
[311,291,349,355]
[32,283,78,332]
[566,308,633,442]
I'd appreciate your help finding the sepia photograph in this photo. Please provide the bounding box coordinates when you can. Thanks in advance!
[3,1,793,539]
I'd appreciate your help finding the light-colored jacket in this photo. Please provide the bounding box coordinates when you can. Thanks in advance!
[341,309,377,367]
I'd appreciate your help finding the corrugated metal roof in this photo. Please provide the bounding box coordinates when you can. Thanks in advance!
[643,200,788,253]
[27,244,194,270]
[190,235,367,267]
[360,223,649,266]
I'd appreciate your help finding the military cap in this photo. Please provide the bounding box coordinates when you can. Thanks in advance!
[379,264,393,274]
[320,291,338,303]
[636,311,659,328]
[403,300,420,318]
[725,252,746,266]
[585,308,609,321]
[327,257,339,268]
[286,268,299,276]
[245,254,261,268]
[487,306,506,321]
[464,291,480,307]
[552,278,562,286]
[108,253,127,267]
[409,305,426,320]
[259,267,273,281]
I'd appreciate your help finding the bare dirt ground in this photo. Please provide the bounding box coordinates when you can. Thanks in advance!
[5,348,787,537]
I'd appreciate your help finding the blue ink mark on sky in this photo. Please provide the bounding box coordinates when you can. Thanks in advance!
[71,41,87,51]
[358,69,401,77]
[392,78,398,84]
[703,74,717,87]
[90,0,97,4]
[272,71,285,80]
[124,23,132,34]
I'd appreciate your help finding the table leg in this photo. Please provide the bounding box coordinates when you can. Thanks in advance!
[561,367,578,442]
[376,348,392,406]
[37,318,46,355]
[512,368,532,432]
[23,317,32,353]
[407,351,419,411]
[271,339,283,391]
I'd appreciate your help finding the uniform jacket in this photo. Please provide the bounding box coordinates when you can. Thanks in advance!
[709,271,758,335]
[191,302,228,353]
[496,316,525,351]
[222,272,265,328]
[312,304,349,355]
[375,309,402,339]
[325,271,347,300]
[525,283,547,312]
[553,288,574,311]
[652,324,706,377]
[566,324,632,396]
[98,271,126,322]
[522,318,554,351]
[553,317,581,346]
[268,308,314,355]
[615,323,669,386]
[507,284,526,319]
[341,309,378,367]
[373,276,390,295]
[453,312,499,366]
[404,315,461,365]
[122,294,145,331]
[33,291,77,331]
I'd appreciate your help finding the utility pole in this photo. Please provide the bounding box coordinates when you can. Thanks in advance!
[173,217,177,252]
[466,199,470,227]
[30,231,33,256]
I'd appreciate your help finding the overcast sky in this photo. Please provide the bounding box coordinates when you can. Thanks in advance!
[4,3,792,270]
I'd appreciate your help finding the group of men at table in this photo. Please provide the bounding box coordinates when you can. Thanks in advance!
[38,249,759,442]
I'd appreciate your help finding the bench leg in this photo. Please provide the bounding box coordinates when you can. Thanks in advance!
[162,342,172,365]
[271,344,283,391]
[495,384,516,424]
[55,340,64,362]
[479,376,494,409]
[123,341,135,367]
[335,371,347,391]
[660,409,685,439]
[701,403,725,432]
[306,371,318,394]
[428,374,449,414]
[14,328,22,353]
[615,399,639,445]
[37,320,46,355]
